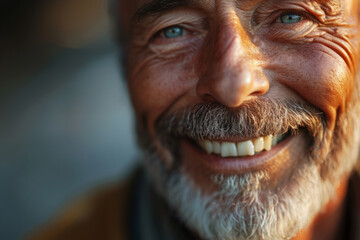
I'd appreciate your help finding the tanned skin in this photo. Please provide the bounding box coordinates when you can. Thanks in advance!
[119,0,360,239]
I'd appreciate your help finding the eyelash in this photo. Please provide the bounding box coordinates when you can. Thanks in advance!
[151,25,187,42]
[272,10,314,25]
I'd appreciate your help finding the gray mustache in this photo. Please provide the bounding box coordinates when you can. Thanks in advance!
[156,98,325,141]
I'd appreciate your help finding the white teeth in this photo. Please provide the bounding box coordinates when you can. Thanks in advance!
[213,141,221,154]
[197,133,286,157]
[264,135,272,151]
[221,142,238,157]
[237,140,255,156]
[203,140,213,154]
[253,137,264,153]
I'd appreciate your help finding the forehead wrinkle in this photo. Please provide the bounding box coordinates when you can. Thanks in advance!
[132,0,344,19]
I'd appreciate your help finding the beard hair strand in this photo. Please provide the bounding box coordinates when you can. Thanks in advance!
[138,75,360,239]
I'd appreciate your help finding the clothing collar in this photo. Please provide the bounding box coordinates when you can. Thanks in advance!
[129,171,195,240]
[343,173,360,240]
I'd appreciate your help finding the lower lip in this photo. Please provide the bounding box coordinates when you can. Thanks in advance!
[181,134,299,174]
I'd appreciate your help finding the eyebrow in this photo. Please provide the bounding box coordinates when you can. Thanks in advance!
[131,0,344,24]
[132,0,189,23]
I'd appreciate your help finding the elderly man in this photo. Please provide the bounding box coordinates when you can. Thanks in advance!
[32,0,360,239]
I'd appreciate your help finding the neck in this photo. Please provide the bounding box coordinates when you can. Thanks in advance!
[291,178,348,240]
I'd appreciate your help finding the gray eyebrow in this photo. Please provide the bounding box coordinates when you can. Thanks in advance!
[132,0,189,23]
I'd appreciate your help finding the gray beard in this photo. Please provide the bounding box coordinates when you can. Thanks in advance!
[137,77,360,240]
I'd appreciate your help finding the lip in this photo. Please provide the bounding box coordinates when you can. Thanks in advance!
[181,131,304,174]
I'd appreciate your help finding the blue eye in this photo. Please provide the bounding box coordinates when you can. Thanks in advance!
[163,26,184,38]
[280,14,302,24]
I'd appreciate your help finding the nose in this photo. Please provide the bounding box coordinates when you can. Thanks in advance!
[196,12,269,108]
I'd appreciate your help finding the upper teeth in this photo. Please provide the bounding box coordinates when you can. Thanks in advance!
[198,134,285,157]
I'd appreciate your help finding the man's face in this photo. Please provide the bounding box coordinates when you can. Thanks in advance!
[122,0,360,239]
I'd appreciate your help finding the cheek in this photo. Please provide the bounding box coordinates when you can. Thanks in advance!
[128,53,197,131]
[267,45,353,129]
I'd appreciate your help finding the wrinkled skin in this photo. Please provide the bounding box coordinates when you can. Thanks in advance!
[120,0,360,239]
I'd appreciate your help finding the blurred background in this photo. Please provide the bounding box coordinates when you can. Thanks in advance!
[0,0,138,239]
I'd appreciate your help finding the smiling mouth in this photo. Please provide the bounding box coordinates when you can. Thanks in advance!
[196,132,290,158]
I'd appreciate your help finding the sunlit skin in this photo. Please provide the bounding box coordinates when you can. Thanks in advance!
[120,0,360,239]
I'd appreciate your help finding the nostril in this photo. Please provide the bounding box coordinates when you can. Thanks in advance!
[252,90,266,96]
[202,93,215,102]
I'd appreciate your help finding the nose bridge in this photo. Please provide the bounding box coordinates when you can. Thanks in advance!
[196,6,269,108]
[213,7,249,62]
